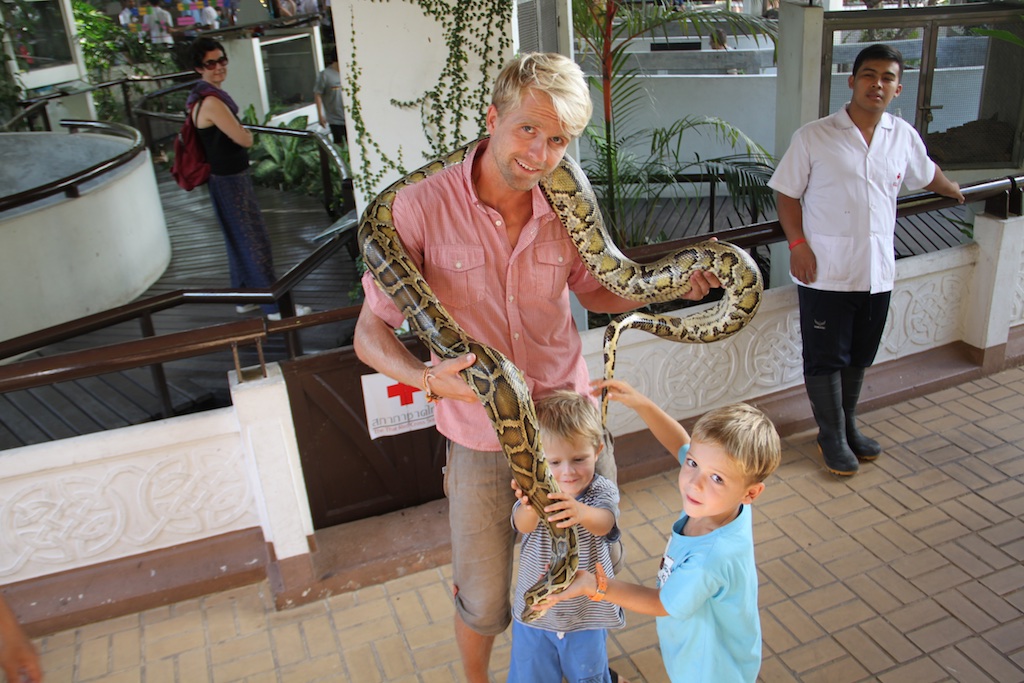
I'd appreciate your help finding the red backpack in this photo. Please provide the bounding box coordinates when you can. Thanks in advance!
[170,101,210,191]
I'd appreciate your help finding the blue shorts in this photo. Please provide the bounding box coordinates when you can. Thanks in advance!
[507,620,612,683]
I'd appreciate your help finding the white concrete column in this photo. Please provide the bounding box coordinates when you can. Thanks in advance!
[229,363,314,561]
[962,212,1024,351]
[223,37,269,120]
[769,0,825,289]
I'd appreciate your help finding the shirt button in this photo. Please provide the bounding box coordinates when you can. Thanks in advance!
[558,256,564,263]
[495,220,503,227]
[513,332,520,340]
[455,261,462,269]
[508,295,514,302]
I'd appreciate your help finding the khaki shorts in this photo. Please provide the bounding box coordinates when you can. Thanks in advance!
[444,434,618,636]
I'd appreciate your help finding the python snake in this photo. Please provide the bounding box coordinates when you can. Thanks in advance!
[358,137,763,621]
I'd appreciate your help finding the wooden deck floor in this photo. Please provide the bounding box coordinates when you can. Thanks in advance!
[0,164,969,450]
[0,168,359,449]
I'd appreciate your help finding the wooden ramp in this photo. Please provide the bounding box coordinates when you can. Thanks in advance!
[0,167,358,450]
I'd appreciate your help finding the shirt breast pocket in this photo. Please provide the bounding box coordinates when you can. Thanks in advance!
[426,244,486,310]
[872,157,907,199]
[530,239,575,300]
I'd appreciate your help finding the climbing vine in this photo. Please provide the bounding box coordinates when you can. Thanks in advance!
[341,0,512,197]
[341,8,408,196]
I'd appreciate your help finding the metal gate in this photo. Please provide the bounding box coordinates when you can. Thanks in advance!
[280,342,447,529]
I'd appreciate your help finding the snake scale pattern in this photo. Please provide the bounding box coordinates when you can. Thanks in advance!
[359,138,763,621]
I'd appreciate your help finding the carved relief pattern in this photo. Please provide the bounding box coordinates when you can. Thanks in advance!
[882,271,966,359]
[0,440,256,579]
[596,303,805,435]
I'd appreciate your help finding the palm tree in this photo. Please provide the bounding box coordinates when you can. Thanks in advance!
[574,0,778,247]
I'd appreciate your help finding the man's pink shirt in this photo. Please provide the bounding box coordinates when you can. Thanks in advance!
[361,141,605,451]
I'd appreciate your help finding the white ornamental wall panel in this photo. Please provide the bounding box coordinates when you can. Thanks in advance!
[0,409,259,582]
[880,246,975,362]
[584,284,804,435]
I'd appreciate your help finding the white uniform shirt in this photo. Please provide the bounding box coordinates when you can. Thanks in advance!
[769,105,936,294]
[200,5,219,28]
[143,6,174,44]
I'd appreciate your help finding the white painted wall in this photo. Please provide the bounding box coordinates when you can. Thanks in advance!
[0,144,170,345]
[331,0,514,209]
[583,73,778,165]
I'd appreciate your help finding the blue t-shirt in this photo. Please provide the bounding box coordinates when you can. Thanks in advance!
[655,445,761,682]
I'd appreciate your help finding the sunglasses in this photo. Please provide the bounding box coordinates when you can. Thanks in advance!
[201,56,228,70]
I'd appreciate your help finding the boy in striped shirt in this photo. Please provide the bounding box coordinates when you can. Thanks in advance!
[508,390,625,683]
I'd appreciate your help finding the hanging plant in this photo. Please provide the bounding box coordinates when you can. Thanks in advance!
[341,0,511,197]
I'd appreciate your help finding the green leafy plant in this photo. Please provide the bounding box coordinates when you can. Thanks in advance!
[242,105,352,215]
[72,0,175,122]
[0,0,31,122]
[573,0,778,248]
[972,18,1024,49]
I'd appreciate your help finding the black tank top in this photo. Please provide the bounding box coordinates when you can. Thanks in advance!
[194,98,250,176]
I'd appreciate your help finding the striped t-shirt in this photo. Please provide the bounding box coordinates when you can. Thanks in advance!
[511,474,626,632]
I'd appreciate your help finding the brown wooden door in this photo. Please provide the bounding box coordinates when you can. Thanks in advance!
[280,342,446,529]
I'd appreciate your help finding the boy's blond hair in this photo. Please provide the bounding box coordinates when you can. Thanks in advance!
[534,390,603,451]
[692,403,781,483]
[491,52,593,139]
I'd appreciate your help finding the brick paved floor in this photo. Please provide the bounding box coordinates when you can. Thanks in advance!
[29,367,1024,682]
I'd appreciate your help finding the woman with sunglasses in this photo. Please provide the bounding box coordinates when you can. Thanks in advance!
[186,37,311,320]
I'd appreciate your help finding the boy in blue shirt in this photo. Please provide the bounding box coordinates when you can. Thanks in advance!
[538,379,781,683]
[508,390,625,683]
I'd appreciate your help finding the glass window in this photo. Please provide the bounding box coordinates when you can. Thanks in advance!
[6,0,74,73]
[923,23,1024,167]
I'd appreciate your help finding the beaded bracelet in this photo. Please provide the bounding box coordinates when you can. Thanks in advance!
[422,366,442,403]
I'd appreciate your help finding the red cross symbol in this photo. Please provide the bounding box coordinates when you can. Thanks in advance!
[387,382,421,406]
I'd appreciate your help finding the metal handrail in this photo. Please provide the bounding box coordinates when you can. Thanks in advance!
[1,100,51,132]
[0,120,146,213]
[0,221,356,362]
[603,174,1023,261]
[0,306,360,394]
[1,175,1019,399]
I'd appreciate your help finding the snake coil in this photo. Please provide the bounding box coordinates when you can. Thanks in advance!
[359,138,763,620]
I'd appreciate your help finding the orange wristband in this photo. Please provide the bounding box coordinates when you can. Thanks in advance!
[788,238,807,251]
[589,562,609,602]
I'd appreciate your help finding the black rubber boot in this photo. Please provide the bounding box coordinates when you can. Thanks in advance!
[805,373,859,476]
[840,367,882,460]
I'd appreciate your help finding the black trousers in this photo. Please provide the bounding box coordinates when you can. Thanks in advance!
[798,286,891,376]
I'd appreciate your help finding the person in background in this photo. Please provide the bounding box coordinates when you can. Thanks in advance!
[142,0,174,46]
[188,37,312,320]
[118,0,137,29]
[199,0,219,29]
[768,43,964,476]
[0,594,42,683]
[314,48,345,145]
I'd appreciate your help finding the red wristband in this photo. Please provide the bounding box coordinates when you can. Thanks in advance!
[788,238,807,251]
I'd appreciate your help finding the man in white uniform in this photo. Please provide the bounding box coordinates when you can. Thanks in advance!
[769,44,964,476]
